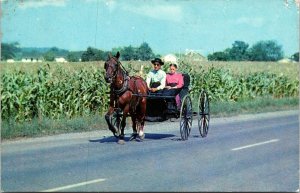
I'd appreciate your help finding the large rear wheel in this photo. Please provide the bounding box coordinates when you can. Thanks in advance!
[198,90,210,137]
[179,95,193,140]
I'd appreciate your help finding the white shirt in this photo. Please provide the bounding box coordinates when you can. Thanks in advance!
[146,69,166,90]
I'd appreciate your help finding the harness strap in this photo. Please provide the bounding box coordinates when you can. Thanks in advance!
[114,73,129,95]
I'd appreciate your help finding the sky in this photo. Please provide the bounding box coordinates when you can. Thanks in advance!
[1,0,299,57]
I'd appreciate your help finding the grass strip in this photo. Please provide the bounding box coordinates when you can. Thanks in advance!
[1,97,299,140]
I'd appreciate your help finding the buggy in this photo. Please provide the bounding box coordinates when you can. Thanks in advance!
[111,73,210,140]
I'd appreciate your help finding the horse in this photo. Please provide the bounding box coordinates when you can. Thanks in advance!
[104,51,148,144]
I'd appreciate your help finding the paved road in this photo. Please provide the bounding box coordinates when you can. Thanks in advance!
[1,110,299,192]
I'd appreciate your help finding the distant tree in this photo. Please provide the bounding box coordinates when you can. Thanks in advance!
[291,52,299,62]
[49,47,69,57]
[81,43,157,62]
[81,47,95,61]
[137,42,154,61]
[67,52,80,62]
[1,42,20,60]
[228,41,250,61]
[132,48,140,60]
[81,52,89,62]
[95,49,106,61]
[122,45,135,61]
[81,47,107,61]
[248,40,284,61]
[207,50,230,61]
[50,47,59,53]
[43,51,55,61]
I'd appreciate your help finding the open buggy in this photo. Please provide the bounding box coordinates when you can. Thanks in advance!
[111,73,210,141]
[104,52,210,142]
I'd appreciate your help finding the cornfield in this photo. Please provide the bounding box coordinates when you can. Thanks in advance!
[1,64,109,122]
[1,61,299,122]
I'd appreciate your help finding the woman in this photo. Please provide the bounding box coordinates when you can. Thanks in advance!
[146,58,166,93]
[163,63,184,109]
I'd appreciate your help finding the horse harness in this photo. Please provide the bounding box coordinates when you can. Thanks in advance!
[110,59,143,113]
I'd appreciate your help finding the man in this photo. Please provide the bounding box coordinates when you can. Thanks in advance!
[146,58,166,93]
[145,58,167,121]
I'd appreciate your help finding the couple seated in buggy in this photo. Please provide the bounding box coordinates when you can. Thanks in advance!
[145,58,190,122]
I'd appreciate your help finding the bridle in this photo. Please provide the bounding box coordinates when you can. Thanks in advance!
[105,57,120,81]
[105,57,129,95]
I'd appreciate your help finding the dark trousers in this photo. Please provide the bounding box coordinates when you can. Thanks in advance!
[162,88,181,110]
[162,88,181,97]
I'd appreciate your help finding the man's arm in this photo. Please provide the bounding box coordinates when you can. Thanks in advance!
[156,71,166,90]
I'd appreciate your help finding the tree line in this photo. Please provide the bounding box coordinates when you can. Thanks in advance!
[208,40,299,62]
[1,40,299,62]
[1,42,158,62]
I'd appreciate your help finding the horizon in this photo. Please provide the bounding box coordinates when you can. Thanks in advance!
[2,0,299,57]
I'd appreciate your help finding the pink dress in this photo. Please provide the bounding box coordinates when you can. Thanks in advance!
[166,72,184,107]
[166,73,183,88]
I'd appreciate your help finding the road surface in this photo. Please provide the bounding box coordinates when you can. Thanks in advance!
[1,110,299,192]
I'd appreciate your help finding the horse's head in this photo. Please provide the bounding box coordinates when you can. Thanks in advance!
[104,51,120,83]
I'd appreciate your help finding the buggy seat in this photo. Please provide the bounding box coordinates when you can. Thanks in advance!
[178,73,190,99]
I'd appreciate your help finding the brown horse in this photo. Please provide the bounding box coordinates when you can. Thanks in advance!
[104,51,148,144]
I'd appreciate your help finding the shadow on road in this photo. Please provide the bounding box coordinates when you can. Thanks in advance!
[144,133,176,140]
[89,133,176,143]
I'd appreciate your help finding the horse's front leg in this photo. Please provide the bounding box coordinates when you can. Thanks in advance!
[105,106,118,136]
[105,93,118,137]
[118,103,130,144]
[129,116,138,141]
[137,97,147,140]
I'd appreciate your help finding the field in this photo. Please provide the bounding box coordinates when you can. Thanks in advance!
[1,60,299,139]
[1,61,299,79]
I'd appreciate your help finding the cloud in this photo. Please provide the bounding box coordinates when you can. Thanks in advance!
[236,17,264,27]
[122,3,183,22]
[17,0,67,9]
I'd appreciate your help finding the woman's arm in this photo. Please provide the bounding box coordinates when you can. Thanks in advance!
[176,73,184,89]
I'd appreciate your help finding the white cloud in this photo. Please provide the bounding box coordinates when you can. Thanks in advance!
[18,0,67,9]
[122,3,183,22]
[236,17,264,27]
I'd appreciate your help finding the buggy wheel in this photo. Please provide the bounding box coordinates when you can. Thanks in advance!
[179,95,193,140]
[111,110,122,138]
[198,90,210,137]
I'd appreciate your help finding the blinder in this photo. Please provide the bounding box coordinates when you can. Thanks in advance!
[104,57,120,82]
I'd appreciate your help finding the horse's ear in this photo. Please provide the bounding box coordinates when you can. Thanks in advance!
[116,51,120,59]
[108,52,112,58]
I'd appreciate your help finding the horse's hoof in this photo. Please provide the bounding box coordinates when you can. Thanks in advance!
[129,134,138,141]
[117,139,125,145]
[139,133,145,140]
[138,130,145,140]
